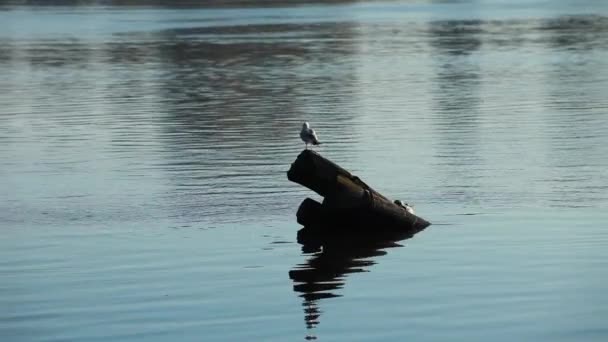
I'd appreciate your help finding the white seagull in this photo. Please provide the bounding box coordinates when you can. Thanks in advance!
[300,122,321,149]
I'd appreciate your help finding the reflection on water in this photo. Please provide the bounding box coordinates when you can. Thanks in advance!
[541,16,608,206]
[0,19,363,226]
[153,21,361,224]
[291,245,384,333]
[289,226,425,338]
[0,0,364,8]
[429,19,483,203]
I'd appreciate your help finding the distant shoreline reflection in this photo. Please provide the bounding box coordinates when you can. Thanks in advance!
[289,226,425,339]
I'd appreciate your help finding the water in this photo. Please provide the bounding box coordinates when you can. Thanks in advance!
[1,1,608,341]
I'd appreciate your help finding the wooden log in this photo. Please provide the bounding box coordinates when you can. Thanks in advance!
[288,150,431,233]
[296,196,429,232]
[287,150,389,201]
[296,198,323,226]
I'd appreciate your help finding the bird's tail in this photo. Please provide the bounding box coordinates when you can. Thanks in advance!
[313,141,322,145]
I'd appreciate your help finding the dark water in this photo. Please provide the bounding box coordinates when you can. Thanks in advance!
[1,1,608,341]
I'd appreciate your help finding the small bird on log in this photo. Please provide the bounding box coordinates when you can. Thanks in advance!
[394,200,415,215]
[300,122,321,149]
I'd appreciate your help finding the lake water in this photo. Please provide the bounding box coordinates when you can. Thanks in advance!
[1,1,608,341]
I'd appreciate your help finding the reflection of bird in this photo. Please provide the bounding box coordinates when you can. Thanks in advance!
[289,242,390,333]
[290,228,420,339]
[394,200,415,215]
[300,122,321,149]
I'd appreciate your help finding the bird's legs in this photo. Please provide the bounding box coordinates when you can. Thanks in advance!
[305,143,308,150]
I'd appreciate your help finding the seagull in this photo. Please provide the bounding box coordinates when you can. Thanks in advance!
[300,122,321,149]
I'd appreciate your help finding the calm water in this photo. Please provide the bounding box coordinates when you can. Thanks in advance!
[1,1,608,341]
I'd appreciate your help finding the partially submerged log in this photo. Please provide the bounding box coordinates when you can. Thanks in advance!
[288,150,431,241]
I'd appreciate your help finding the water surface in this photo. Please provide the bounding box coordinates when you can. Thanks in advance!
[1,1,608,341]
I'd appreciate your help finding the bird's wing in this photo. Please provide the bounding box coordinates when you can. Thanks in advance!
[309,129,320,143]
[304,128,316,137]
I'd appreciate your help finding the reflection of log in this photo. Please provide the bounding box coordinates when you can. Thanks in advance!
[288,150,431,236]
[289,228,412,333]
[297,223,419,249]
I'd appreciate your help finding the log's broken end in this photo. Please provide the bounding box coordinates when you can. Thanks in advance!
[287,150,328,197]
[296,198,323,226]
